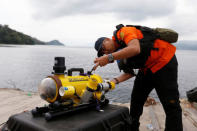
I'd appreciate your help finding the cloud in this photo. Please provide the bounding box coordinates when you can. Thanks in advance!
[167,0,197,40]
[30,0,176,21]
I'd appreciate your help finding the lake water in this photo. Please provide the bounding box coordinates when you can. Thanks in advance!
[0,45,197,103]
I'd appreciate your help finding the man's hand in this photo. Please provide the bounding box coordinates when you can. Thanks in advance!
[94,55,109,69]
[111,78,118,84]
[92,62,99,71]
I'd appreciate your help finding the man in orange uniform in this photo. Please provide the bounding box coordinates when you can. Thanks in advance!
[93,25,183,131]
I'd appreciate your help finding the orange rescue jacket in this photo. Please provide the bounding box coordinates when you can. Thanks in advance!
[112,26,176,73]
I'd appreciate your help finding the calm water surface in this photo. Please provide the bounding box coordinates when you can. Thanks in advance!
[0,45,197,103]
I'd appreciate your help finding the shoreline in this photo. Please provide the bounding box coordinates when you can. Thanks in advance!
[0,88,197,130]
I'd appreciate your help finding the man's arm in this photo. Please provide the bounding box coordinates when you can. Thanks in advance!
[93,39,140,69]
[113,39,140,60]
[111,73,133,84]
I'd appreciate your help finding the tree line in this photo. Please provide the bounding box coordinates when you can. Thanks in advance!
[0,24,45,45]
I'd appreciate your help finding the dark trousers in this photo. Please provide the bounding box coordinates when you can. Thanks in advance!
[130,55,183,131]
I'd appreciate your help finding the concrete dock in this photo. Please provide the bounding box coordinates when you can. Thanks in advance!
[0,88,197,131]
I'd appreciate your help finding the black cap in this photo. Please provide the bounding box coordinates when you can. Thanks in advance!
[94,37,106,57]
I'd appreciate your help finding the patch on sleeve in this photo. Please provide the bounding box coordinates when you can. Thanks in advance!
[120,32,124,40]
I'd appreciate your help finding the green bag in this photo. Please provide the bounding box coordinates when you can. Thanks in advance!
[154,28,178,43]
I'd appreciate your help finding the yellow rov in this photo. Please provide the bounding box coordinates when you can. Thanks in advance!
[32,57,115,121]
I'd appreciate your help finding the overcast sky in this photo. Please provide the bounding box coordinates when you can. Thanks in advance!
[0,0,196,46]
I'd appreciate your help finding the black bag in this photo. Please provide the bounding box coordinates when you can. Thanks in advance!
[114,24,159,69]
[2,104,131,131]
[186,87,197,102]
[113,24,178,69]
[114,24,178,45]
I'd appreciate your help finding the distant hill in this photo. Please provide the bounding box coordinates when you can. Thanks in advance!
[0,25,45,45]
[46,40,64,46]
[0,24,64,46]
[175,40,197,50]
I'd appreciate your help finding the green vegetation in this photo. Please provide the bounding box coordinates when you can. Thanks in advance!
[47,40,64,46]
[0,24,45,45]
